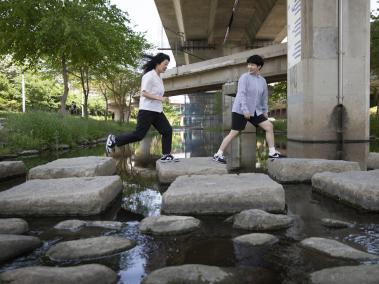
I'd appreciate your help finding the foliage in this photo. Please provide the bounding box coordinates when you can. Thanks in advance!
[163,102,181,126]
[0,0,149,114]
[0,58,63,112]
[269,81,287,109]
[0,111,135,152]
[102,68,141,122]
[0,73,19,111]
[371,113,379,138]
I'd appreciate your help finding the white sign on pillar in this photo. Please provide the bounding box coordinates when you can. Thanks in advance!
[287,0,302,68]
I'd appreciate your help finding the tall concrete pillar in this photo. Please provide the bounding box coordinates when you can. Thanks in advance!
[287,0,370,142]
[222,82,256,170]
[287,0,370,167]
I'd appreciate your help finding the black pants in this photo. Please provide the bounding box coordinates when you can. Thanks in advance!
[115,110,172,154]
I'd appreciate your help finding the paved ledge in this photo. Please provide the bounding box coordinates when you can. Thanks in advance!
[268,158,360,183]
[312,170,379,211]
[28,156,117,179]
[162,173,285,215]
[0,176,122,216]
[156,157,227,184]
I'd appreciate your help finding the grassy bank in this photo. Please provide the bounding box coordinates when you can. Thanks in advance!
[0,111,135,154]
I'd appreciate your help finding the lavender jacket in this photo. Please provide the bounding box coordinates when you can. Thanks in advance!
[232,72,268,116]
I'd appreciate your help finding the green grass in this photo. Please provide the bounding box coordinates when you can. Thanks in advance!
[0,111,135,153]
[271,119,287,132]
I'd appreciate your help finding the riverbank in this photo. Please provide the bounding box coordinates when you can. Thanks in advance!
[0,111,136,157]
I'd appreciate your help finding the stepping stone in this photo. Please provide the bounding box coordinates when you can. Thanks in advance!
[28,156,117,179]
[139,215,201,235]
[0,264,118,284]
[18,150,39,156]
[367,152,379,169]
[54,220,123,231]
[0,161,27,180]
[233,233,278,246]
[0,234,42,263]
[46,236,135,262]
[142,264,246,284]
[233,209,293,231]
[162,173,285,215]
[309,264,379,284]
[300,237,378,261]
[156,157,227,184]
[268,158,360,183]
[321,218,354,228]
[312,170,379,211]
[0,176,122,216]
[0,218,28,234]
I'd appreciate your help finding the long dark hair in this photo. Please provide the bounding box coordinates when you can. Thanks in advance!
[142,53,170,74]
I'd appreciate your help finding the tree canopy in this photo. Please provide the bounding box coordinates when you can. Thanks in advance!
[0,0,149,114]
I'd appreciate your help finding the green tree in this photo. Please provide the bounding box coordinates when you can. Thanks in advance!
[103,68,141,123]
[270,81,287,109]
[0,0,148,116]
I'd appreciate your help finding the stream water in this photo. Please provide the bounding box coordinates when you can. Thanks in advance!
[0,129,378,284]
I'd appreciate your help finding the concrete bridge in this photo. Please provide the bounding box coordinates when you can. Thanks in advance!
[156,0,371,167]
[163,43,287,96]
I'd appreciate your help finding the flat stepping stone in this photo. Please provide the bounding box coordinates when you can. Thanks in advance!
[300,237,378,260]
[233,209,293,231]
[46,236,135,262]
[0,176,122,216]
[162,173,285,215]
[233,233,278,246]
[0,264,118,284]
[321,218,354,228]
[0,234,42,263]
[309,264,379,284]
[54,220,123,232]
[142,264,246,284]
[28,156,116,179]
[156,157,227,184]
[367,152,379,169]
[0,161,27,180]
[312,170,379,211]
[18,150,39,156]
[139,215,201,235]
[0,218,28,234]
[268,158,360,183]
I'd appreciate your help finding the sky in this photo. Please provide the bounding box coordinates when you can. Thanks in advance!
[111,0,379,70]
[110,0,176,68]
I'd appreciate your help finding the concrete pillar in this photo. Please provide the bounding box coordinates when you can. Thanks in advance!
[222,83,256,170]
[287,0,370,142]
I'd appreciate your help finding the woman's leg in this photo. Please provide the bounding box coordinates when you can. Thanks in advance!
[115,110,155,146]
[151,112,173,154]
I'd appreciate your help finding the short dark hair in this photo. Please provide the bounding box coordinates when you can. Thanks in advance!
[246,55,264,67]
[143,53,170,74]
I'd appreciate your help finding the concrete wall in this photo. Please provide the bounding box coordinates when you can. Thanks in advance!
[287,0,370,142]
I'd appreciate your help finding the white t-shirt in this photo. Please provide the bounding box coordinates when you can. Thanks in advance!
[139,69,164,113]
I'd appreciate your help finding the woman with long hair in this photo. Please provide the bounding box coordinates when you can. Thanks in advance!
[105,53,177,162]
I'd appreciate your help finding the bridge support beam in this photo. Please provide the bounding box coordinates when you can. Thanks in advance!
[287,0,370,167]
[222,83,256,170]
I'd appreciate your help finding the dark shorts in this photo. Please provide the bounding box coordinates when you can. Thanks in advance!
[231,112,267,130]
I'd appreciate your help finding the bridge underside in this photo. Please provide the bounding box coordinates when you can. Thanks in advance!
[163,43,287,96]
